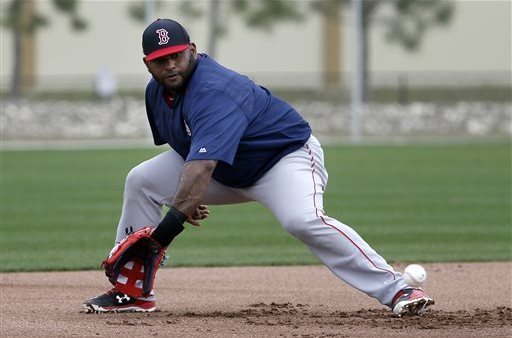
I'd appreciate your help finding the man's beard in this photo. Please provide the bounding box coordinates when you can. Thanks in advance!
[159,58,195,93]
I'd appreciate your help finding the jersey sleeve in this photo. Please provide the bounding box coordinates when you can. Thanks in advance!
[185,89,249,165]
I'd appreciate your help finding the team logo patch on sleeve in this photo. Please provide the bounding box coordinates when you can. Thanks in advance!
[184,120,192,136]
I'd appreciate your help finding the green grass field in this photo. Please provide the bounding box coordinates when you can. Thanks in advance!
[1,143,510,272]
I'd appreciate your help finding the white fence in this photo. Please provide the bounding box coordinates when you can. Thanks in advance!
[1,97,510,145]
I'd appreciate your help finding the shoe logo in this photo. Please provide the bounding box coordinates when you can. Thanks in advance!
[199,147,207,153]
[116,295,131,304]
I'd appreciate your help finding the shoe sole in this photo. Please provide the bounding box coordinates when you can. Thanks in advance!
[393,297,435,317]
[82,303,156,314]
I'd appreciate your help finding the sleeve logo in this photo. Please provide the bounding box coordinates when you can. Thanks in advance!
[156,29,170,45]
[199,147,207,153]
[184,120,192,136]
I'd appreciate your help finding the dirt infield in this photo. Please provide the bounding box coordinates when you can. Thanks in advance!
[1,262,511,337]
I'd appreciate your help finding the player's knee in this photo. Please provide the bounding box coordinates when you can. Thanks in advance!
[125,165,151,192]
[281,212,318,239]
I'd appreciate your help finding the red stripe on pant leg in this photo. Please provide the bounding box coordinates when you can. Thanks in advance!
[319,215,396,280]
[305,144,320,218]
[305,144,396,280]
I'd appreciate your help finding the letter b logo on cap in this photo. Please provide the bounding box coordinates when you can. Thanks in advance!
[156,28,169,45]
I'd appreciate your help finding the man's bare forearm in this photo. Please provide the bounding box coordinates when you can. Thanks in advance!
[151,159,216,247]
[172,159,217,217]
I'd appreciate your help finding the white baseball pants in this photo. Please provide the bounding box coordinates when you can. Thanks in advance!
[116,135,408,306]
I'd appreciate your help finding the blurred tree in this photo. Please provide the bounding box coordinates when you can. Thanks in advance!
[181,0,454,99]
[1,0,87,98]
[194,0,304,58]
[312,0,455,101]
[128,0,303,59]
[128,0,454,99]
[127,0,163,23]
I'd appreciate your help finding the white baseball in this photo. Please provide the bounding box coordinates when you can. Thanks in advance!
[403,264,427,287]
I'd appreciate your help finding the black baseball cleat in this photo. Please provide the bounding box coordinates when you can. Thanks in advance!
[82,288,156,313]
[391,287,434,317]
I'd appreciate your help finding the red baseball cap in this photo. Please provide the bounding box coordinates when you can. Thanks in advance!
[142,19,190,61]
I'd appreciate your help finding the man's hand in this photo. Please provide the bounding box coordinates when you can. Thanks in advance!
[187,204,210,226]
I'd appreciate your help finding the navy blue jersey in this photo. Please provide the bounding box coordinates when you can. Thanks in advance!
[145,54,311,188]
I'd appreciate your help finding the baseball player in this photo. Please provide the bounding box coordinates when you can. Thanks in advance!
[83,19,434,317]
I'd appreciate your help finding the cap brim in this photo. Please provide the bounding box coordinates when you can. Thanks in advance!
[145,44,190,61]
